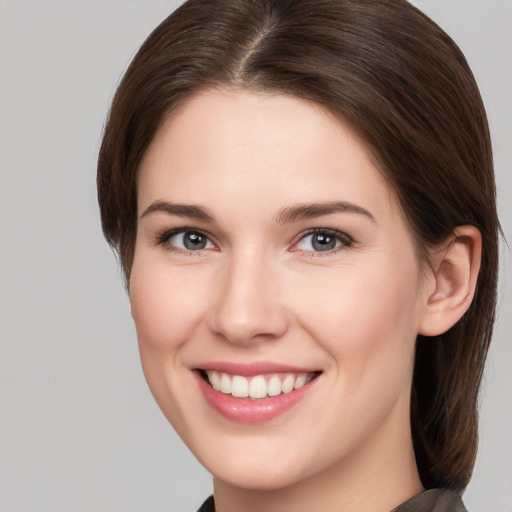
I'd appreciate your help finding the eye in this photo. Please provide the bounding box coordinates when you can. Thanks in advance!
[159,229,215,252]
[293,229,352,253]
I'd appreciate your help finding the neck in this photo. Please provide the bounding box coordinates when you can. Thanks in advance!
[212,404,423,512]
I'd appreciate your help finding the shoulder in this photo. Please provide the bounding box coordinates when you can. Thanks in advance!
[197,490,467,512]
[197,495,215,512]
[393,489,468,512]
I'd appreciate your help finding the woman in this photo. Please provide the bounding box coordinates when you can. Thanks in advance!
[97,0,500,510]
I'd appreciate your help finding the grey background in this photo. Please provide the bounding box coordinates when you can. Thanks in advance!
[0,1,510,511]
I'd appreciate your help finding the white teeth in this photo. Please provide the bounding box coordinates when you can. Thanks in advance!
[267,375,282,397]
[204,371,315,399]
[220,373,232,394]
[294,374,307,389]
[210,372,221,391]
[282,375,295,394]
[231,375,249,398]
[249,375,267,399]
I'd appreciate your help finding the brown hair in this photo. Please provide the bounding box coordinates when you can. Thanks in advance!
[97,0,499,492]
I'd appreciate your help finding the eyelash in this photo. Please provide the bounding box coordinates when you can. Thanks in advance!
[291,228,354,256]
[154,227,354,256]
[154,227,217,255]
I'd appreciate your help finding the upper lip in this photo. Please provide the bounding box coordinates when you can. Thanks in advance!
[195,361,319,376]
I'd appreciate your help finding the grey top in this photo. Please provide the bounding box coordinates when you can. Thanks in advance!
[197,489,467,512]
[391,489,467,512]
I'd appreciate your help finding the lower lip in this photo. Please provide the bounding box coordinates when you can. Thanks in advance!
[194,372,317,423]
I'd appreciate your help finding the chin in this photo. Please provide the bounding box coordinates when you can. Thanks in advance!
[208,458,307,491]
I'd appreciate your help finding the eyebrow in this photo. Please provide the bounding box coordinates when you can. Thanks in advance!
[140,200,215,221]
[275,201,375,224]
[140,200,375,224]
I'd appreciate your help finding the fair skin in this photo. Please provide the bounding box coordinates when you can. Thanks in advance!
[130,88,481,512]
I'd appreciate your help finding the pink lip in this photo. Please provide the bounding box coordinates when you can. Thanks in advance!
[196,361,317,377]
[193,367,320,423]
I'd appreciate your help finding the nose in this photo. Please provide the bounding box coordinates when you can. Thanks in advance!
[208,252,289,345]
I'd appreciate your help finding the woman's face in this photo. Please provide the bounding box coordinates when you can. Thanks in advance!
[130,88,431,491]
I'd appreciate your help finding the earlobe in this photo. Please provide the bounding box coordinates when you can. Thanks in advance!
[418,225,482,337]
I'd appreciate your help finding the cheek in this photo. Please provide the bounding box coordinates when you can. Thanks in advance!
[129,257,207,352]
[292,258,421,381]
[128,255,210,431]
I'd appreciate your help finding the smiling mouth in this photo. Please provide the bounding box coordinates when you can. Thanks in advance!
[198,370,320,400]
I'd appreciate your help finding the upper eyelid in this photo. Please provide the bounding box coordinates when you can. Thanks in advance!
[154,226,353,250]
[293,227,353,242]
[159,226,213,238]
[155,227,216,246]
[291,228,353,250]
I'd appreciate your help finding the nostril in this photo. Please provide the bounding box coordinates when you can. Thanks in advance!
[206,271,289,344]
[209,311,290,346]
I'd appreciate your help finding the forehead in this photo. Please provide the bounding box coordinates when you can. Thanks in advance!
[137,87,399,222]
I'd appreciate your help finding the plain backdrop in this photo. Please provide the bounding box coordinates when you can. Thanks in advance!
[0,1,510,511]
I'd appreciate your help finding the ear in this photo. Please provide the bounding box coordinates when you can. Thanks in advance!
[418,225,482,337]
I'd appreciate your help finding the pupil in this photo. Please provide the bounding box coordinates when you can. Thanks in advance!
[184,232,206,250]
[312,233,335,251]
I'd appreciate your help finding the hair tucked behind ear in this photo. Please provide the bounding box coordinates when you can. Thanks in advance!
[97,0,500,491]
